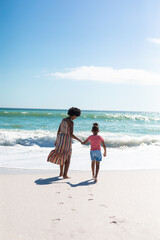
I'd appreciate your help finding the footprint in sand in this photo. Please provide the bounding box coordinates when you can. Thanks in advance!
[99,204,108,208]
[88,198,94,201]
[51,218,60,222]
[71,209,76,211]
[109,216,126,224]
[58,202,64,205]
[67,195,72,199]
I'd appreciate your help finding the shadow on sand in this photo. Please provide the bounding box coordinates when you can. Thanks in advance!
[35,176,61,185]
[66,179,96,187]
[35,177,96,187]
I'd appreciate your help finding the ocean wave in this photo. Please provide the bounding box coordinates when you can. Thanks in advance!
[0,129,56,147]
[0,111,67,118]
[0,129,160,148]
[82,113,160,122]
[1,110,160,122]
[104,137,160,148]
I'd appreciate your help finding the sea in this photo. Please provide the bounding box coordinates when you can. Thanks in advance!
[0,108,160,171]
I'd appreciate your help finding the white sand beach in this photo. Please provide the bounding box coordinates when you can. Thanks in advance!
[0,169,160,240]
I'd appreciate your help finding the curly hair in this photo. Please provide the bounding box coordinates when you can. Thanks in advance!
[68,107,81,117]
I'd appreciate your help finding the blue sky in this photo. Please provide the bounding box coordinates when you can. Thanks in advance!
[1,0,160,111]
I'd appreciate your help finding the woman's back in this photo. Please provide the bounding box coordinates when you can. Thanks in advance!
[60,119,70,135]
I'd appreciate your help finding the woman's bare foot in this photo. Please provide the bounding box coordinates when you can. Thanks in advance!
[59,173,63,177]
[63,175,70,179]
[94,177,97,183]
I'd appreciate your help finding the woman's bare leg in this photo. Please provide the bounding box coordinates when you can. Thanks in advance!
[63,160,70,179]
[59,165,64,177]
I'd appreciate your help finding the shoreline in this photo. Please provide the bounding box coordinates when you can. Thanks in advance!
[1,166,160,174]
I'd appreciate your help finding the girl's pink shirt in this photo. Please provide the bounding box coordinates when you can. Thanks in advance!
[87,135,104,150]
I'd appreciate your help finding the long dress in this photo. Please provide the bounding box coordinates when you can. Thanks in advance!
[47,119,72,165]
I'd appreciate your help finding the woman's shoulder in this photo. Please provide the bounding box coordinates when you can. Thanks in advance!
[63,117,73,126]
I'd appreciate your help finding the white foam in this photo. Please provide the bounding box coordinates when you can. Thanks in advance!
[0,129,56,147]
[0,143,160,171]
[1,129,160,148]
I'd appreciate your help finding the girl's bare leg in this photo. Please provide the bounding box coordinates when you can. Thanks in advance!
[59,165,64,177]
[94,161,100,182]
[91,160,96,179]
[63,160,70,179]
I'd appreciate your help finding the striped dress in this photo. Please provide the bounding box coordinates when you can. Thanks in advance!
[47,120,72,165]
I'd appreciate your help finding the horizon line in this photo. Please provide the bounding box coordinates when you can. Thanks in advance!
[0,107,159,114]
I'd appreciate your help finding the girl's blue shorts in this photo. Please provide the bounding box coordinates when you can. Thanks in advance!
[90,150,102,162]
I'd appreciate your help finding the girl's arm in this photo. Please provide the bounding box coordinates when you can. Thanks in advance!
[101,140,107,157]
[81,139,89,145]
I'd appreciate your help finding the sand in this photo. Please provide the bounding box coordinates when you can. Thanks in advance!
[0,169,160,240]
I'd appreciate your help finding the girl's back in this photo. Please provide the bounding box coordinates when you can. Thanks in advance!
[87,135,104,150]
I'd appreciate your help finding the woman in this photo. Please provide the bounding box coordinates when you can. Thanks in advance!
[47,107,82,178]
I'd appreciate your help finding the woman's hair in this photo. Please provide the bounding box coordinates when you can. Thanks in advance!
[92,123,99,132]
[68,107,81,117]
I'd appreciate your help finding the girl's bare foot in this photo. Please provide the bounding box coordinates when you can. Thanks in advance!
[94,177,97,183]
[59,173,63,177]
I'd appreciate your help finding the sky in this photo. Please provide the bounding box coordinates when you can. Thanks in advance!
[1,0,160,111]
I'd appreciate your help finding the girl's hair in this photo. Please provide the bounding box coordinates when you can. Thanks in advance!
[92,123,99,132]
[68,107,81,117]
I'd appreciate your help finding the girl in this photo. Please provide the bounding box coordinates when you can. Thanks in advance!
[47,107,82,178]
[82,123,106,182]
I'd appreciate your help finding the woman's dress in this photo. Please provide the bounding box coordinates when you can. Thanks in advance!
[47,120,72,165]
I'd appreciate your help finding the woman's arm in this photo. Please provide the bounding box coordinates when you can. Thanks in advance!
[55,125,61,146]
[69,120,82,143]
[57,125,61,135]
[101,140,107,157]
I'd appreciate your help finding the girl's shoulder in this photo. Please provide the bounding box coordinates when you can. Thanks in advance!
[97,135,104,140]
[91,134,103,139]
[88,134,95,139]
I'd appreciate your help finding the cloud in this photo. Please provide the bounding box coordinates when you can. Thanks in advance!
[147,38,160,44]
[46,66,160,86]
